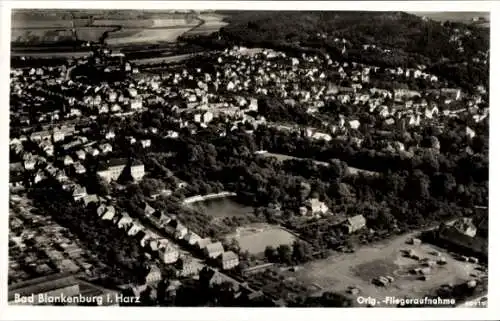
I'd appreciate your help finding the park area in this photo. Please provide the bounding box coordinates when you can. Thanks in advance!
[290,231,485,306]
[225,223,297,255]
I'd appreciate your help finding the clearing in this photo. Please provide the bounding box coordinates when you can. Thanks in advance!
[225,223,296,255]
[258,152,379,176]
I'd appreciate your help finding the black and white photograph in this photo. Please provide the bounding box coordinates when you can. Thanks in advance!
[1,1,497,320]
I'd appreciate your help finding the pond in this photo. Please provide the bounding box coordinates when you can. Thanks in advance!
[190,197,254,218]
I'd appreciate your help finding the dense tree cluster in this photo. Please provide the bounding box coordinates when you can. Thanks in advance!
[264,240,314,265]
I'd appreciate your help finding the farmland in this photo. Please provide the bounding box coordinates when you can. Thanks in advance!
[184,13,229,36]
[105,26,197,46]
[225,224,297,255]
[292,231,485,306]
[11,10,225,46]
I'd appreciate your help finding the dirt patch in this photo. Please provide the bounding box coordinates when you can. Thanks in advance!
[352,259,399,282]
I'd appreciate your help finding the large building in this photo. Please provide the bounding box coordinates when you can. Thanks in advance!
[97,158,145,183]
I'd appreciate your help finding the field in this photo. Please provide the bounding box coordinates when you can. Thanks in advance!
[105,27,197,45]
[91,20,155,28]
[225,223,297,255]
[131,54,196,65]
[259,152,379,176]
[11,10,209,46]
[11,51,92,59]
[184,13,228,36]
[293,231,485,306]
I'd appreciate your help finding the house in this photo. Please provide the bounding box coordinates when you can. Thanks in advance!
[304,198,329,215]
[128,88,138,98]
[53,130,65,142]
[343,215,366,234]
[160,245,179,264]
[221,251,239,270]
[33,170,46,184]
[73,162,86,175]
[466,126,476,139]
[200,267,240,291]
[149,238,169,252]
[63,155,74,166]
[440,88,462,100]
[453,217,477,237]
[97,158,128,183]
[75,150,86,160]
[183,232,202,246]
[394,89,421,101]
[145,265,162,285]
[105,131,116,140]
[130,98,143,110]
[24,158,37,171]
[127,221,145,236]
[82,194,99,207]
[116,213,133,229]
[175,224,188,239]
[99,143,113,154]
[98,205,116,221]
[131,164,145,181]
[137,139,151,149]
[197,238,212,251]
[177,257,204,277]
[204,242,224,259]
[311,132,332,141]
[143,202,156,216]
[72,185,87,202]
[30,131,51,142]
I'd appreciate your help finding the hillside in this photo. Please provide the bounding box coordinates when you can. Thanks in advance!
[189,11,489,91]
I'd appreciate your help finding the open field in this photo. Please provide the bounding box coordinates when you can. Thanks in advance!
[105,27,196,45]
[225,223,296,255]
[130,53,198,65]
[293,231,485,306]
[185,13,228,36]
[259,152,379,177]
[91,19,154,28]
[12,27,117,43]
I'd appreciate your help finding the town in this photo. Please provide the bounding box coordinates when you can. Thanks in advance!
[8,9,489,308]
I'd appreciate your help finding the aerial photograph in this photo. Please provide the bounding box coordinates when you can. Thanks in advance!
[7,8,489,309]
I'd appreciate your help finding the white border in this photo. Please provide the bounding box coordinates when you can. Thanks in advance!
[1,1,498,321]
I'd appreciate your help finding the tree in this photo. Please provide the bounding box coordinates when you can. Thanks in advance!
[264,246,277,262]
[292,240,313,263]
[277,244,293,265]
[320,291,353,307]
